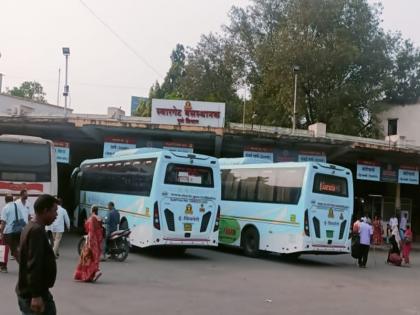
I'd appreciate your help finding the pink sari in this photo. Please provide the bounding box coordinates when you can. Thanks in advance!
[373,219,383,245]
[74,215,103,281]
[402,229,413,264]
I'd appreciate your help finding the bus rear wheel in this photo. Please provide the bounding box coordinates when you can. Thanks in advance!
[242,227,260,257]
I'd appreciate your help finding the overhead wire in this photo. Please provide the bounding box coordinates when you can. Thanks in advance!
[79,0,163,79]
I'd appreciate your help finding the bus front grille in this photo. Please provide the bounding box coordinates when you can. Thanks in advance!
[164,209,175,231]
[200,212,211,232]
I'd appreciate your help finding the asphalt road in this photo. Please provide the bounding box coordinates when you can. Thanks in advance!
[1,234,419,315]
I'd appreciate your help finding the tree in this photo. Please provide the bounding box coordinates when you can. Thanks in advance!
[384,35,420,105]
[179,34,243,122]
[225,0,392,136]
[7,81,47,103]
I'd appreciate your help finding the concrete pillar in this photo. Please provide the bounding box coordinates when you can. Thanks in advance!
[395,183,401,213]
[214,135,222,158]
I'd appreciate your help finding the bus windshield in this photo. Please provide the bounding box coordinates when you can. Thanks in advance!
[164,164,214,187]
[0,142,51,182]
[313,173,348,197]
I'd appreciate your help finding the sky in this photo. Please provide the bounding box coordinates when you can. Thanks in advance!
[0,0,419,115]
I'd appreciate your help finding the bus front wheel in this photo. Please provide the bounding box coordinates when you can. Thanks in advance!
[241,227,260,257]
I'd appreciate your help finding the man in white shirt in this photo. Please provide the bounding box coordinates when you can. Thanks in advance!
[0,194,26,262]
[15,190,34,223]
[389,214,398,230]
[46,197,70,258]
[358,220,373,268]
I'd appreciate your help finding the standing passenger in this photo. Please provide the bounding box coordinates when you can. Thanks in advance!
[46,197,70,258]
[402,225,413,265]
[16,189,35,223]
[104,202,120,257]
[358,219,373,268]
[0,194,26,262]
[16,194,58,314]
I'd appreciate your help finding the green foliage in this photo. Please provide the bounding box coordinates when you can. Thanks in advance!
[151,0,420,136]
[133,99,151,117]
[7,81,47,103]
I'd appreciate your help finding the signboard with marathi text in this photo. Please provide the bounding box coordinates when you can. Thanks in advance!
[357,161,381,182]
[151,99,225,128]
[297,151,326,163]
[103,137,136,158]
[398,166,419,185]
[53,141,70,164]
[163,142,194,153]
[243,146,274,162]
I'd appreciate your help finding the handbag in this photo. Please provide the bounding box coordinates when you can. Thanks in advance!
[11,203,26,234]
[0,244,6,263]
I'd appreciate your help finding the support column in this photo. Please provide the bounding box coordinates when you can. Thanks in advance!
[214,135,222,158]
[395,183,401,213]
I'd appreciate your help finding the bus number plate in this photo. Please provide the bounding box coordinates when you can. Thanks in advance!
[326,230,334,238]
[184,223,192,232]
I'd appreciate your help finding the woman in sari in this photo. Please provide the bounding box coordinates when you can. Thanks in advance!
[402,225,413,265]
[74,206,103,282]
[387,225,402,265]
[372,215,383,245]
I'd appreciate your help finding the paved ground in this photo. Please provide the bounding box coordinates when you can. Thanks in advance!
[1,234,420,315]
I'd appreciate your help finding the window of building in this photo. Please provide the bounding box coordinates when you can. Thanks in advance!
[387,119,398,136]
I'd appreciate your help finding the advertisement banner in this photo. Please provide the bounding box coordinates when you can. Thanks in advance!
[103,137,136,158]
[151,99,225,128]
[357,161,380,182]
[53,141,70,164]
[398,166,419,185]
[243,146,274,162]
[381,163,398,183]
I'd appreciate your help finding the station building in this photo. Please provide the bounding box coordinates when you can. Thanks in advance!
[1,94,420,240]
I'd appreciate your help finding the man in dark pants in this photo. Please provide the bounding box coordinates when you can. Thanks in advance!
[16,194,58,315]
[104,201,120,257]
[358,219,373,268]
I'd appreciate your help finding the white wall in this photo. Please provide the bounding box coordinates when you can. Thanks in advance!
[377,103,420,146]
[0,94,72,116]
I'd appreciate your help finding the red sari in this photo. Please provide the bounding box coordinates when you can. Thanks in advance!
[74,215,103,282]
[372,219,383,245]
[402,229,413,264]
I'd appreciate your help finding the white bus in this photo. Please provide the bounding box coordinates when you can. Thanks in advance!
[72,148,221,250]
[0,134,58,208]
[219,158,354,257]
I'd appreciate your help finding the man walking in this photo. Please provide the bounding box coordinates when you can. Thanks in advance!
[358,218,373,268]
[46,197,70,258]
[16,189,35,223]
[16,194,58,315]
[0,194,26,262]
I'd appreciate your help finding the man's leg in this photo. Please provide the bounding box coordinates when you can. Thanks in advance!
[43,292,57,315]
[17,295,33,315]
[53,232,63,257]
[0,238,9,271]
[362,245,370,267]
[4,233,20,262]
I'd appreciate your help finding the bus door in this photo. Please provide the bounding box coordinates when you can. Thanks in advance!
[158,163,217,240]
[308,172,352,248]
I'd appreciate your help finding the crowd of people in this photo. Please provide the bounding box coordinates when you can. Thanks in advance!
[352,211,413,268]
[0,191,120,314]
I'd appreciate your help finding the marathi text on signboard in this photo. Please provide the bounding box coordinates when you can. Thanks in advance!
[243,146,274,162]
[151,99,225,128]
[356,161,381,182]
[53,141,70,164]
[103,137,136,158]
